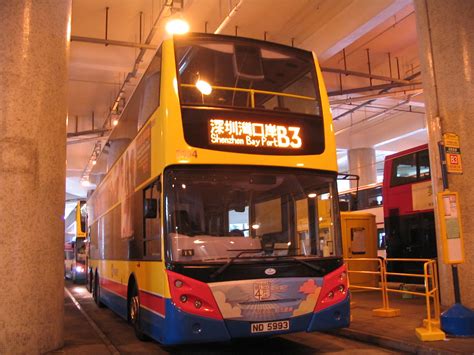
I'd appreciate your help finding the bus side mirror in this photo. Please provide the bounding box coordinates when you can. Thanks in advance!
[144,198,158,219]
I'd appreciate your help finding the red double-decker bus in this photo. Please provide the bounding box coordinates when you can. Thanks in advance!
[383,144,437,278]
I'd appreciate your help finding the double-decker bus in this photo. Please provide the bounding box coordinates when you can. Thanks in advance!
[383,144,436,277]
[87,33,348,345]
[65,201,87,283]
[339,183,385,257]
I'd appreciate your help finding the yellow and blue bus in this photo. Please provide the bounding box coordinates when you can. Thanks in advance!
[87,33,348,345]
[65,201,87,283]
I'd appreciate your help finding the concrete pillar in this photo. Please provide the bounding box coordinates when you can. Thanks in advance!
[348,147,377,187]
[414,0,474,307]
[0,1,71,353]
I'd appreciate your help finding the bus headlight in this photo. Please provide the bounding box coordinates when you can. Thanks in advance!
[75,265,85,273]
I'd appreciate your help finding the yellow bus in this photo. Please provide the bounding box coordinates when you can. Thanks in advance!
[65,201,87,283]
[87,33,348,345]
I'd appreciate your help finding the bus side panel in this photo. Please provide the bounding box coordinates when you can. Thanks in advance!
[139,297,166,343]
[307,293,350,331]
[100,276,128,320]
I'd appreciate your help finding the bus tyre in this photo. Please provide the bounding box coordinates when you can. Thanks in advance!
[93,274,104,308]
[129,284,147,341]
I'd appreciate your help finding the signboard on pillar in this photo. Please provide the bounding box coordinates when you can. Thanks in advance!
[437,191,465,264]
[443,132,463,174]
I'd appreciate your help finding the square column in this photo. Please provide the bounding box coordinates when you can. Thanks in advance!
[0,0,71,352]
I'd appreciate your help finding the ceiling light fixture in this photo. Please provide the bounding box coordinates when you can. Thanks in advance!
[196,79,212,95]
[165,18,189,35]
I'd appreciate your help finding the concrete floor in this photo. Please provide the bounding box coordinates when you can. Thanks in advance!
[50,281,400,354]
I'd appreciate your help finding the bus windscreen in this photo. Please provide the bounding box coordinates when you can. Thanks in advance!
[165,166,340,262]
[175,35,321,116]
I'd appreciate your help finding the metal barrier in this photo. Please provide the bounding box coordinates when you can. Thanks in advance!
[345,258,445,341]
[384,258,445,341]
[344,258,400,317]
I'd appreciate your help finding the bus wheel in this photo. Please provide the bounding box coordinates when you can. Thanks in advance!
[93,274,104,308]
[128,284,147,341]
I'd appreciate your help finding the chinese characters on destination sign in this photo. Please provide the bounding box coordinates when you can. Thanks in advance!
[209,119,303,149]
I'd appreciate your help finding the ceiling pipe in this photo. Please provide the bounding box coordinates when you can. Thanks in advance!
[214,0,244,34]
[335,93,421,136]
[333,70,422,120]
[361,105,425,114]
[321,66,411,85]
[328,81,421,97]
[330,88,423,105]
[67,128,111,139]
[335,99,410,136]
[67,136,109,146]
[362,93,421,122]
[71,35,157,50]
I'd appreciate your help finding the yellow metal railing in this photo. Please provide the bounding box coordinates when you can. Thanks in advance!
[345,257,445,341]
[181,83,315,108]
[344,258,399,317]
[384,258,445,341]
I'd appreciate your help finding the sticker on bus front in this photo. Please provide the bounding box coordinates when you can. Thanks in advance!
[181,249,194,256]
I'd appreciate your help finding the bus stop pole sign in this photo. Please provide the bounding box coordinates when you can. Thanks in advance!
[443,133,463,174]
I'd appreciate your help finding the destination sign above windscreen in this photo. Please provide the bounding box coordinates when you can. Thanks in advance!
[209,119,302,149]
[180,107,324,155]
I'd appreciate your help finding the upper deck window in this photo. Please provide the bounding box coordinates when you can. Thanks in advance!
[390,149,431,187]
[175,35,321,116]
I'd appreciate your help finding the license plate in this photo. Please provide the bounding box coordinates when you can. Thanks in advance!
[250,320,289,333]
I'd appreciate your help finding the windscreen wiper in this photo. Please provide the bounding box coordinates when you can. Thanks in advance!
[210,248,325,278]
[210,249,263,279]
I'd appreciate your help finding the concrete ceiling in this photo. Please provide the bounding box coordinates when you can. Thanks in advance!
[67,0,424,199]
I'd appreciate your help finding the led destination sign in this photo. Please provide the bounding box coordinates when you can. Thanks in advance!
[209,119,303,149]
[181,107,324,155]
